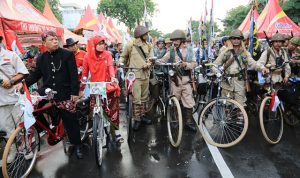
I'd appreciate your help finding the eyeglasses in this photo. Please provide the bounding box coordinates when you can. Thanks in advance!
[97,41,105,45]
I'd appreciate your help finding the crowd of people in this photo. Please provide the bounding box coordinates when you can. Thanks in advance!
[0,24,300,166]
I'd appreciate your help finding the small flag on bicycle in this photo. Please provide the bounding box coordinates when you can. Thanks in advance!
[269,92,280,112]
[23,83,36,130]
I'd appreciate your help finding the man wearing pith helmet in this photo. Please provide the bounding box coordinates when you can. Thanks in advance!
[157,29,198,132]
[119,25,154,131]
[258,33,291,84]
[214,29,267,106]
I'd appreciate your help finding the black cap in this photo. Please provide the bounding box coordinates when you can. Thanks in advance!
[63,38,79,48]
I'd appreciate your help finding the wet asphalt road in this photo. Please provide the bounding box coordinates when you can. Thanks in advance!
[1,107,300,178]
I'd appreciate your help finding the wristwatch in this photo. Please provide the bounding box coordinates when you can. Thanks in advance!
[9,79,15,86]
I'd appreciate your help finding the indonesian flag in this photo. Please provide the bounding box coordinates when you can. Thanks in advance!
[23,83,36,130]
[269,92,280,112]
[4,30,25,56]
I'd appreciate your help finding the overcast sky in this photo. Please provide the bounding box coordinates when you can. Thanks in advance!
[60,0,250,33]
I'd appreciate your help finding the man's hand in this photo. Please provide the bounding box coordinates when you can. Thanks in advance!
[142,62,152,70]
[2,79,12,89]
[71,95,80,102]
[180,62,187,68]
[262,68,269,75]
[283,77,289,85]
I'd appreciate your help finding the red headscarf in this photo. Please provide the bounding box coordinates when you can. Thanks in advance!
[87,35,107,61]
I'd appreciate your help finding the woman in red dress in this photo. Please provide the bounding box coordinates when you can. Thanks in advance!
[82,36,123,143]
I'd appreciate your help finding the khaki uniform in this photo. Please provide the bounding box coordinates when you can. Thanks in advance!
[258,47,291,83]
[214,48,264,106]
[0,48,29,137]
[119,38,154,120]
[159,46,197,109]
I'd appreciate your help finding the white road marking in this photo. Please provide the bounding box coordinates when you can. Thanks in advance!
[193,113,234,178]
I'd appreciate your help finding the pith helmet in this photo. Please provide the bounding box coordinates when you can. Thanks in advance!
[165,38,172,44]
[134,25,149,38]
[229,29,244,40]
[290,37,300,46]
[271,33,285,42]
[283,34,292,40]
[170,29,186,41]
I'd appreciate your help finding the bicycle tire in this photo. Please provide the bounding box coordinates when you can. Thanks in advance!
[92,114,104,167]
[199,98,248,148]
[284,109,299,126]
[2,126,39,178]
[167,96,183,147]
[80,115,91,141]
[259,96,283,144]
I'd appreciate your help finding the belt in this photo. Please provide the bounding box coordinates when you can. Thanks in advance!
[227,72,244,80]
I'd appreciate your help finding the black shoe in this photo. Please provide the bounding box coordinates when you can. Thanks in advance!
[133,121,141,131]
[141,115,152,125]
[75,145,83,159]
[185,123,197,133]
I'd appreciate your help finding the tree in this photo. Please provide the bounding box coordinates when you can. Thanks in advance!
[282,0,300,24]
[149,29,163,38]
[220,5,250,36]
[97,0,156,30]
[28,0,62,23]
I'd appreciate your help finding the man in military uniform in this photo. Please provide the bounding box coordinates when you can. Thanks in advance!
[0,43,29,166]
[154,38,167,59]
[290,48,300,76]
[214,29,268,106]
[165,38,173,51]
[119,25,154,131]
[284,36,300,60]
[258,33,291,84]
[158,29,197,132]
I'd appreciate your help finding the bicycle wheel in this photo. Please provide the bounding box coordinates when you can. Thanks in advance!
[92,114,105,167]
[167,96,183,147]
[259,96,283,144]
[284,108,299,126]
[199,98,248,148]
[79,115,91,141]
[127,95,134,143]
[155,98,165,123]
[2,126,39,178]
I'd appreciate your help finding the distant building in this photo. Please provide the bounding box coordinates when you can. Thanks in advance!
[61,3,97,30]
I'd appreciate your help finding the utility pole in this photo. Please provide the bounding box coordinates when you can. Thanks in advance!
[143,0,149,28]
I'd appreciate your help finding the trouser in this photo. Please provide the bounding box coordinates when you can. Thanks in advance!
[171,76,195,109]
[132,78,149,104]
[181,107,194,124]
[59,109,81,145]
[221,78,246,106]
[0,105,22,138]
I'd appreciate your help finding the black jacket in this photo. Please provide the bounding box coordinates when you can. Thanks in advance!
[26,48,79,101]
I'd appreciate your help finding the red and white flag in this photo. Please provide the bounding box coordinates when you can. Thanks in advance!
[22,83,36,130]
[269,92,280,112]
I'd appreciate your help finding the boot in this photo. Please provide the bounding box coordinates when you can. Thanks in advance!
[140,102,152,125]
[133,104,142,131]
[184,108,197,133]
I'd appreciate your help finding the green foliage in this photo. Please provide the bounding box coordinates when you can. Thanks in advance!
[28,0,62,23]
[163,33,171,39]
[97,0,156,30]
[282,0,300,23]
[221,5,250,36]
[149,29,163,38]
